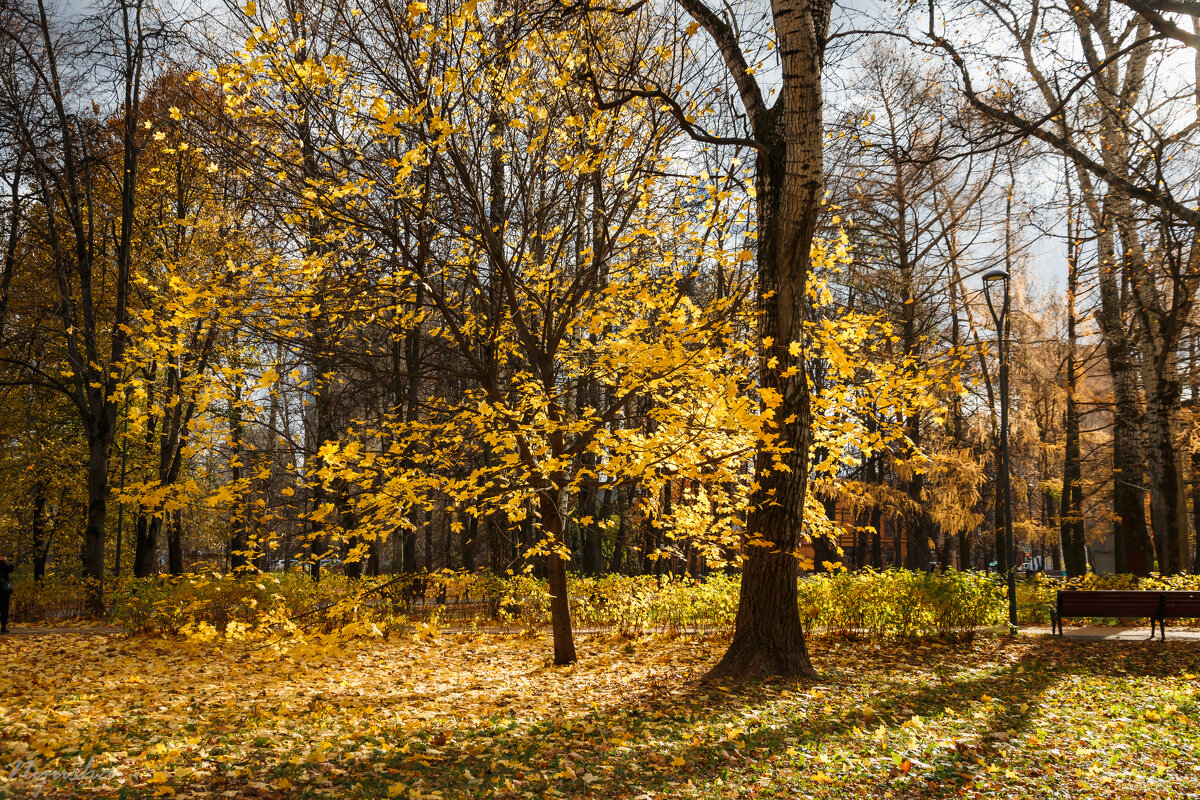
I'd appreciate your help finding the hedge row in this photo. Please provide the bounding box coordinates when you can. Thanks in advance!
[13,568,1197,639]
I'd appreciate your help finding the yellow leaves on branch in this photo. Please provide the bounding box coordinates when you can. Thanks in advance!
[154,1,971,575]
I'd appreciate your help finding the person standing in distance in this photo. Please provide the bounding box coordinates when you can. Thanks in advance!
[0,554,14,633]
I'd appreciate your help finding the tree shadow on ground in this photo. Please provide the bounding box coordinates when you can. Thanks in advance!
[291,635,1197,798]
[11,632,1196,798]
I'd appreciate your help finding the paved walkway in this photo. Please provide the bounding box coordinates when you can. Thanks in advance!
[1023,624,1200,641]
[4,623,1199,641]
[0,624,123,637]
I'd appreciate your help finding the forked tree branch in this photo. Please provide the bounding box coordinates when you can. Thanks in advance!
[580,62,759,150]
[674,0,769,132]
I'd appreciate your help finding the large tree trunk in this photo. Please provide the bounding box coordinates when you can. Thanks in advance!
[661,482,674,577]
[1062,22,1157,574]
[579,483,602,576]
[705,137,817,679]
[168,508,184,576]
[391,528,403,574]
[342,492,363,580]
[1142,372,1190,573]
[0,155,22,340]
[1061,393,1087,576]
[134,512,157,578]
[539,490,577,665]
[1090,218,1154,575]
[610,485,630,574]
[1194,442,1200,573]
[308,357,333,583]
[1110,378,1153,574]
[393,266,424,575]
[425,508,435,571]
[403,520,418,574]
[897,177,932,572]
[947,247,972,570]
[229,385,250,573]
[673,0,829,682]
[1038,16,1156,574]
[813,492,838,572]
[462,515,477,572]
[1061,199,1087,576]
[84,422,112,612]
[870,505,883,569]
[904,486,932,570]
[1090,23,1194,574]
[1106,181,1190,574]
[31,483,48,581]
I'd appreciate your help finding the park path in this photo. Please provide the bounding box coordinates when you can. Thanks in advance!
[1,624,123,637]
[4,622,1200,640]
[1022,624,1200,641]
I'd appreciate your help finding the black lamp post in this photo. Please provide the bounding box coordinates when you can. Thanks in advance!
[983,269,1018,631]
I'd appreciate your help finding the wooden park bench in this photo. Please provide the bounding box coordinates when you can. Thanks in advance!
[1051,590,1200,640]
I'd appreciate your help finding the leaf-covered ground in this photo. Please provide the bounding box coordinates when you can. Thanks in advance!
[1,627,1196,799]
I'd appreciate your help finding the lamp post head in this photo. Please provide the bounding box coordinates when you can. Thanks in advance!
[982,270,1011,332]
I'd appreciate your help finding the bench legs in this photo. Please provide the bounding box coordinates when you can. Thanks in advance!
[1051,608,1170,640]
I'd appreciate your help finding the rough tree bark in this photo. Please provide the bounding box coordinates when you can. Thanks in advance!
[539,488,577,665]
[31,482,48,581]
[1090,206,1154,575]
[168,508,184,575]
[1061,194,1087,575]
[229,381,250,572]
[1110,182,1193,574]
[674,0,834,682]
[1193,336,1200,573]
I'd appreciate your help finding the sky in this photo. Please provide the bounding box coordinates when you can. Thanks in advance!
[40,0,1142,305]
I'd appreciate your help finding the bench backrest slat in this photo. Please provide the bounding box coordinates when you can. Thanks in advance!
[1162,592,1200,616]
[1058,590,1200,619]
